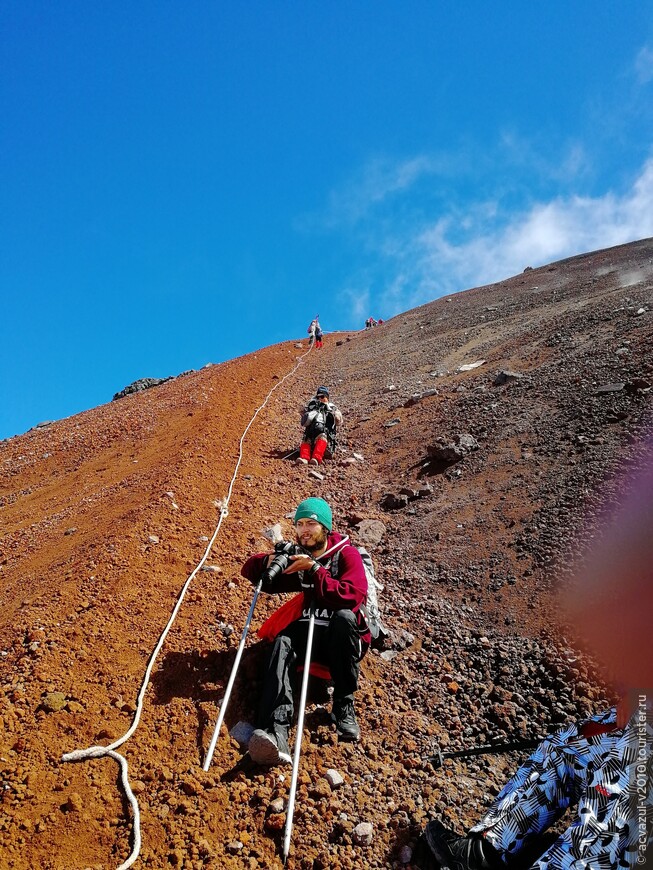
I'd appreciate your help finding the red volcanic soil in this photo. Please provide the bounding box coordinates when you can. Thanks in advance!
[1,238,652,869]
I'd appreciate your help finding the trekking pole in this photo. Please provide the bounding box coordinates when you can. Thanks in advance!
[428,738,541,769]
[203,579,263,771]
[282,605,316,864]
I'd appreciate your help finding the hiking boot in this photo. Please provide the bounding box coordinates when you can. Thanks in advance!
[331,697,360,742]
[415,819,501,870]
[296,457,308,465]
[309,457,319,466]
[248,725,292,766]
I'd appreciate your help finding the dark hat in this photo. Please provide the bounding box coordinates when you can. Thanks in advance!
[316,386,329,397]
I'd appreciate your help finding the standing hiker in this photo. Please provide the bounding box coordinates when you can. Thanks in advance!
[314,321,324,349]
[297,385,342,466]
[241,498,370,765]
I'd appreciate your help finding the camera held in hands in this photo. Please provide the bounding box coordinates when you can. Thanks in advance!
[262,541,305,583]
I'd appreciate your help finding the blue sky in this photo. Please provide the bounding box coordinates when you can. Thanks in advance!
[2,2,653,440]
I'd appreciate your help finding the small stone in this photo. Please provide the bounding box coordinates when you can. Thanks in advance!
[42,692,67,712]
[594,383,625,394]
[147,535,159,544]
[180,777,202,796]
[325,769,344,789]
[380,493,409,510]
[458,360,485,371]
[65,792,83,812]
[64,527,77,536]
[399,845,413,864]
[494,370,524,386]
[308,469,325,481]
[310,777,331,799]
[352,821,374,846]
[201,565,222,573]
[269,798,285,814]
[65,701,84,714]
[265,814,285,831]
[404,388,438,407]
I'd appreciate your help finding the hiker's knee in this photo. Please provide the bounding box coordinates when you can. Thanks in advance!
[330,609,357,637]
[270,632,295,660]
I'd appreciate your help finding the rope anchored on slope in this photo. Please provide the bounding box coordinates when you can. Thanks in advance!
[61,340,315,869]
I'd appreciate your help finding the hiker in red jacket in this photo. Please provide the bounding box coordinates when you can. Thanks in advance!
[241,497,370,766]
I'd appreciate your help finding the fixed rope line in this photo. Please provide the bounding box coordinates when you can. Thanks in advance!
[62,339,315,870]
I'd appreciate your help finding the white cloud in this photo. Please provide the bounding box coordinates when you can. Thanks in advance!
[498,132,590,185]
[416,157,653,296]
[333,153,653,322]
[353,156,653,318]
[338,283,371,324]
[635,44,653,85]
[322,154,448,226]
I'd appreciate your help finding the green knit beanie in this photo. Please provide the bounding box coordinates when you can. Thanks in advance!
[294,497,333,532]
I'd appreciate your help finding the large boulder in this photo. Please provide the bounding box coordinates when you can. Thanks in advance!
[354,519,387,549]
[113,376,173,401]
[428,434,479,462]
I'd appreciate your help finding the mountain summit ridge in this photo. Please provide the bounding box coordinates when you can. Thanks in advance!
[1,237,652,868]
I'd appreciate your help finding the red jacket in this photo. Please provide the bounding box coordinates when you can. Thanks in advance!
[241,532,371,646]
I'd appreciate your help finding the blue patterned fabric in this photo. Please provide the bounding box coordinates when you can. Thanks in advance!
[470,708,652,868]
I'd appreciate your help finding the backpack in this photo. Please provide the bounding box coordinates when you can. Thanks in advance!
[330,545,389,648]
[301,399,337,453]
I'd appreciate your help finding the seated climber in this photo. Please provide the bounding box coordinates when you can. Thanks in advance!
[414,696,652,869]
[241,497,370,765]
[297,385,342,466]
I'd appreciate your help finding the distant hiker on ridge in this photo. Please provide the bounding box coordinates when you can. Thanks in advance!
[307,316,320,346]
[241,497,370,765]
[296,385,342,466]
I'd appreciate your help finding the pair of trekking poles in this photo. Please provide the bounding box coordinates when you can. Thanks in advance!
[202,579,319,864]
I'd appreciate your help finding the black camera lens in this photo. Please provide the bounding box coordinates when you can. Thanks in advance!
[262,542,302,583]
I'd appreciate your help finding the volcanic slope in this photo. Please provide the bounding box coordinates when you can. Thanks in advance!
[1,237,652,869]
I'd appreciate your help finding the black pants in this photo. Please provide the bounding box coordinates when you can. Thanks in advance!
[257,610,362,731]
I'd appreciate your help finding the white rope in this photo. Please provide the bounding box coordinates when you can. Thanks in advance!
[62,340,314,869]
